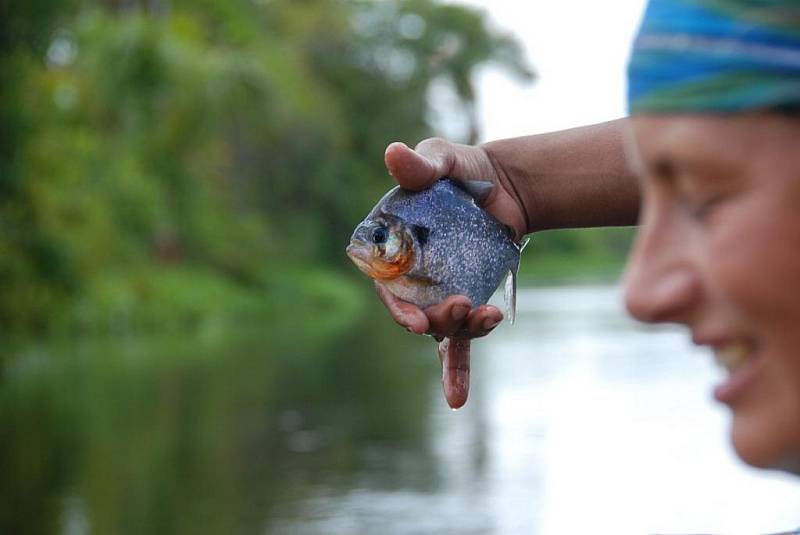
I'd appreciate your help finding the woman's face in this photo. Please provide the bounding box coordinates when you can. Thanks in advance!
[624,113,800,470]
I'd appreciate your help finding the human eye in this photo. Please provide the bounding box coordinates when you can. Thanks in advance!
[680,191,730,222]
[685,190,715,215]
[673,168,737,222]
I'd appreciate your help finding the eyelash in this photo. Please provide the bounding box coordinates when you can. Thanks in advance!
[686,194,726,221]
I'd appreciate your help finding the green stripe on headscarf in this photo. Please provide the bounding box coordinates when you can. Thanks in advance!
[628,0,800,113]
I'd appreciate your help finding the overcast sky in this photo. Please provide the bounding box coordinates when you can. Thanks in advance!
[442,0,647,141]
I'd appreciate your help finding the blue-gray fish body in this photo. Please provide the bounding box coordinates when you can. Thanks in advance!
[346,179,522,321]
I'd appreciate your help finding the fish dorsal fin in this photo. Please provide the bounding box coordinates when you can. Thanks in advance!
[453,179,494,205]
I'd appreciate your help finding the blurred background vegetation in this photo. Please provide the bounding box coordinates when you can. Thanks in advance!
[1,1,636,533]
[1,0,631,341]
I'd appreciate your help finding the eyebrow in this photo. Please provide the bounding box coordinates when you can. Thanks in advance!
[648,151,740,182]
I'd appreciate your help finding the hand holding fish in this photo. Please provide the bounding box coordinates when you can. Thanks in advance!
[359,123,639,409]
[373,138,529,409]
[384,138,528,241]
[375,282,496,409]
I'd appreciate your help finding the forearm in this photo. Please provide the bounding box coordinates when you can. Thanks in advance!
[482,118,640,233]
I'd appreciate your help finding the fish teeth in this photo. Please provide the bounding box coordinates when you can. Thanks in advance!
[713,342,752,374]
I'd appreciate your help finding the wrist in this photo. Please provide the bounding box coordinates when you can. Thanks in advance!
[480,139,539,236]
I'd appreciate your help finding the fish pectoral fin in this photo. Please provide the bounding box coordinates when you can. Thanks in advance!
[454,179,495,205]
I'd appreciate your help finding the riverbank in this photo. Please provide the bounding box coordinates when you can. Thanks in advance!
[518,227,632,284]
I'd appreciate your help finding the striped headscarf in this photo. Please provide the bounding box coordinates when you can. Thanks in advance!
[627,0,800,113]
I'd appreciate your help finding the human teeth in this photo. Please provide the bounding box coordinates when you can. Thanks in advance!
[713,342,751,373]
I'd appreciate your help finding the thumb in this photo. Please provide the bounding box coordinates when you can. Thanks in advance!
[384,141,450,191]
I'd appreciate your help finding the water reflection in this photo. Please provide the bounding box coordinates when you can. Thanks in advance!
[1,306,434,535]
[269,286,800,535]
[3,286,799,534]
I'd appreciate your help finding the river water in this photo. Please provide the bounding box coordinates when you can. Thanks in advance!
[4,285,800,534]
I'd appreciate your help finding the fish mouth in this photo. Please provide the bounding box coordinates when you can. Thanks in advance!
[346,239,413,281]
[346,242,376,277]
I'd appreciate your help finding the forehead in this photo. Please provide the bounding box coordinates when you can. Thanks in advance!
[628,114,800,173]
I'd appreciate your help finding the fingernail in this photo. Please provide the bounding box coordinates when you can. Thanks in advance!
[406,325,422,334]
[482,318,501,330]
[451,304,469,322]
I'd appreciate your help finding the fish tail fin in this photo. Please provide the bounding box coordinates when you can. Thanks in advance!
[505,236,529,325]
[504,267,517,325]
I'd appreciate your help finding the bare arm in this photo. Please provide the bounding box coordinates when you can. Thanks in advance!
[380,118,640,408]
[483,118,640,233]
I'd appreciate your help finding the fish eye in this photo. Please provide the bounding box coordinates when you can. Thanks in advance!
[371,226,389,244]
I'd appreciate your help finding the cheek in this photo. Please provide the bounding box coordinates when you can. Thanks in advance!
[708,195,800,463]
[707,193,800,326]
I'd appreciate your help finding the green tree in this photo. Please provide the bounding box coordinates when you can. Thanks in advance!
[0,0,537,337]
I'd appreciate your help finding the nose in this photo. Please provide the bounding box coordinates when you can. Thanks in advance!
[622,215,701,324]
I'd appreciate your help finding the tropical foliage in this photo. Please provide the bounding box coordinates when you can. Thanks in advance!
[1,0,628,339]
[1,0,537,338]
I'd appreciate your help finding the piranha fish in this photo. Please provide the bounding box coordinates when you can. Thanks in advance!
[346,179,525,323]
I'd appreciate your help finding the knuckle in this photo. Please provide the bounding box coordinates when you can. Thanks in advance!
[415,137,450,154]
[428,323,456,339]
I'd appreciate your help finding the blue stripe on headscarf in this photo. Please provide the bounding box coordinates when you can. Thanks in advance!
[627,0,800,113]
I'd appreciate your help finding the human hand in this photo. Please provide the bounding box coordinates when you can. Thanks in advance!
[378,138,525,408]
[384,138,527,240]
[375,280,502,409]
[381,138,526,337]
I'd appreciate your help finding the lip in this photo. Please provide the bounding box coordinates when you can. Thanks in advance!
[690,330,764,405]
[710,342,764,405]
[691,331,730,347]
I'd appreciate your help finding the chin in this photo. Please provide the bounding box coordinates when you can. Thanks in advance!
[769,456,800,476]
[730,418,800,474]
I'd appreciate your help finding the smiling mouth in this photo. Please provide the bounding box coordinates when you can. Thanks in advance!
[708,338,764,404]
[713,341,756,374]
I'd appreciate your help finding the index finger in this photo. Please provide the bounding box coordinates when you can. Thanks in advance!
[374,280,429,335]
